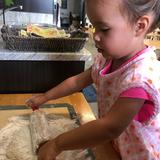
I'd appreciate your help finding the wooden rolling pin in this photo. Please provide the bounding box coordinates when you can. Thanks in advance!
[29,110,51,154]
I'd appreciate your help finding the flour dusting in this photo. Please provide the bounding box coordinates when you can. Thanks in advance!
[0,114,91,160]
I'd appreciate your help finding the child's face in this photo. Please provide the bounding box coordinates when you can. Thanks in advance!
[86,0,137,59]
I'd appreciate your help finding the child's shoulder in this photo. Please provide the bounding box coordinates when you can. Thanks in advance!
[128,47,159,70]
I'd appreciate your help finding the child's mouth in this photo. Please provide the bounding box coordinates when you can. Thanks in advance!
[95,44,104,53]
[97,48,103,53]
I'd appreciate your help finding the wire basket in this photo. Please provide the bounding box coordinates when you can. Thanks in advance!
[1,25,88,52]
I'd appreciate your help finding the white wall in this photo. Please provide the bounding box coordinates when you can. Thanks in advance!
[0,0,81,26]
[0,11,53,26]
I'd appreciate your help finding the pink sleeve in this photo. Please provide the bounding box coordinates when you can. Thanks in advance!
[120,87,151,100]
[120,87,154,123]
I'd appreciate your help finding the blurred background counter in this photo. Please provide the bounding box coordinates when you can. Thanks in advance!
[0,38,92,94]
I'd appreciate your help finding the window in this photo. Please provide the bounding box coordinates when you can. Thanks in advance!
[61,0,67,9]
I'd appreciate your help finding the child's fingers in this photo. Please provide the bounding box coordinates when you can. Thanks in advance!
[25,99,38,109]
[25,99,33,107]
[26,99,36,108]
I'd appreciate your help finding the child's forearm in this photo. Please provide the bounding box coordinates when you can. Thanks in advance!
[54,119,115,151]
[44,68,92,101]
[44,76,81,101]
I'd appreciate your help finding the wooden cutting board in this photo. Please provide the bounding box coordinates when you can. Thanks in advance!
[0,103,78,128]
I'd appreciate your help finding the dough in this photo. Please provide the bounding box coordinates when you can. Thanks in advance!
[0,114,89,160]
[6,126,36,160]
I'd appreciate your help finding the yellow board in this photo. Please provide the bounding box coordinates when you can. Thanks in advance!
[0,93,96,124]
[0,104,74,128]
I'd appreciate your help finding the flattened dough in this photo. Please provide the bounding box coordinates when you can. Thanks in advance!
[0,115,88,160]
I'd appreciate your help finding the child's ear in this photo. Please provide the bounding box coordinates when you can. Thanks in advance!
[134,15,151,36]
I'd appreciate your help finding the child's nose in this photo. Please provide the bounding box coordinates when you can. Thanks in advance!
[93,32,100,42]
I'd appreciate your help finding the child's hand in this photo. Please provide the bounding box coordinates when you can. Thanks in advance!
[37,139,60,160]
[25,94,48,110]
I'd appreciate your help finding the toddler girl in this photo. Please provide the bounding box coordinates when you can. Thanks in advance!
[26,0,160,159]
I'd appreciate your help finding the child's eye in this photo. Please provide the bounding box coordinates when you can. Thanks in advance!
[94,27,110,33]
[100,28,110,32]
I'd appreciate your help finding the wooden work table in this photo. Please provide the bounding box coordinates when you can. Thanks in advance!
[0,92,111,160]
[0,92,95,124]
